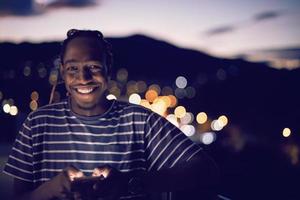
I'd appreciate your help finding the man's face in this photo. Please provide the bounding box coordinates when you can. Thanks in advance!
[61,37,109,112]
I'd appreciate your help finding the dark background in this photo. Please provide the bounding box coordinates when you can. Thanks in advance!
[0,35,299,199]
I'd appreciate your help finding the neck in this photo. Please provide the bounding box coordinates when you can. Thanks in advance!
[69,97,112,117]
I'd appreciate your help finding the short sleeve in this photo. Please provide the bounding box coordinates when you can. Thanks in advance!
[3,116,34,182]
[144,112,202,171]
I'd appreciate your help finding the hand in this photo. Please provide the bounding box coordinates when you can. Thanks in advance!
[91,165,128,200]
[32,165,84,200]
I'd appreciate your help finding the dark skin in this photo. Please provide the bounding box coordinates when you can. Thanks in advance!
[13,36,219,200]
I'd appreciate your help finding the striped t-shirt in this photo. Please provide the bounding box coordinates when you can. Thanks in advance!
[4,99,202,198]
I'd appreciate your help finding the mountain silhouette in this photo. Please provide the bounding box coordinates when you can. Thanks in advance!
[0,34,299,144]
[0,34,299,200]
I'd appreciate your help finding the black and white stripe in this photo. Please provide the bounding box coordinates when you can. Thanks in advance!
[4,99,202,199]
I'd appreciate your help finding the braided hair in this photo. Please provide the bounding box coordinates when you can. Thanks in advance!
[60,29,113,76]
[50,29,113,104]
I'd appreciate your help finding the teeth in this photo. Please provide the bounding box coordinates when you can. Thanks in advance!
[76,88,94,94]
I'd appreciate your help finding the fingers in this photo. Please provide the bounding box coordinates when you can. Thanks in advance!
[64,165,85,181]
[61,165,84,195]
[92,166,111,178]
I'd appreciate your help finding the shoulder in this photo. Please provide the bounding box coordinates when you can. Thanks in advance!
[113,100,152,114]
[27,99,69,120]
[109,100,154,120]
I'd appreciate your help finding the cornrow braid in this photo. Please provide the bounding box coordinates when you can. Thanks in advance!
[49,29,113,104]
[60,29,113,76]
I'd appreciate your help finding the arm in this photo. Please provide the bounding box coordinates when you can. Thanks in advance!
[141,151,219,193]
[91,151,219,199]
[12,166,84,200]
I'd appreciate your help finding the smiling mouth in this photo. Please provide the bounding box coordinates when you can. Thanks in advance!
[74,87,98,94]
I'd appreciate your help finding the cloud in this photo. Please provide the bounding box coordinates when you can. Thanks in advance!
[204,25,236,36]
[46,0,98,8]
[0,0,34,16]
[253,10,283,22]
[0,0,99,17]
[204,10,285,37]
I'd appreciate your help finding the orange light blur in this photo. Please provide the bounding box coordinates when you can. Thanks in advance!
[145,90,158,103]
[168,95,177,108]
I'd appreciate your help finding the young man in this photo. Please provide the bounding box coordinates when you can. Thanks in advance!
[4,29,219,200]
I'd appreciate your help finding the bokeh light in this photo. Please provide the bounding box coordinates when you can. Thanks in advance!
[3,104,10,113]
[168,95,177,108]
[38,65,47,78]
[7,98,14,106]
[129,93,141,105]
[180,112,194,125]
[140,99,151,109]
[145,90,158,103]
[185,86,196,99]
[9,106,18,116]
[174,106,186,118]
[282,128,291,137]
[196,112,207,124]
[211,120,223,131]
[174,88,186,99]
[49,69,59,85]
[109,86,121,98]
[161,96,171,108]
[151,98,167,116]
[30,100,38,111]
[116,68,128,82]
[31,91,39,101]
[180,125,196,137]
[126,80,138,95]
[23,66,31,76]
[161,86,173,95]
[166,114,179,127]
[149,84,161,95]
[218,115,228,127]
[2,99,9,107]
[175,76,187,88]
[106,94,117,100]
[136,81,147,93]
[201,132,216,145]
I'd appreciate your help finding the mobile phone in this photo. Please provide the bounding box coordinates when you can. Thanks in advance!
[71,175,105,193]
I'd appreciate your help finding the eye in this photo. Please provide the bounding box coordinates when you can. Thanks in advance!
[88,65,103,73]
[66,66,78,73]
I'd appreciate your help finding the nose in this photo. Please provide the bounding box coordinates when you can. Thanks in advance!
[77,67,92,82]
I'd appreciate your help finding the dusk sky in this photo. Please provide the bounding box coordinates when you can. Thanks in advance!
[0,0,300,58]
